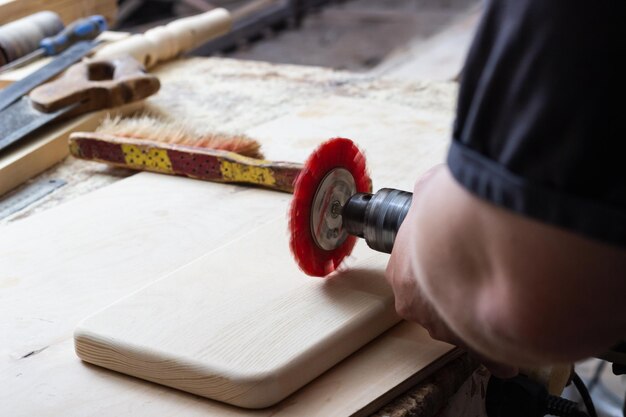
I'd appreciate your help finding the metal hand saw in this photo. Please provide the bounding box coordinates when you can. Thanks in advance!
[0,55,160,154]
[0,41,98,113]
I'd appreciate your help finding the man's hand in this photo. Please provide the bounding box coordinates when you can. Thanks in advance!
[386,166,460,344]
[384,165,626,370]
[386,166,517,377]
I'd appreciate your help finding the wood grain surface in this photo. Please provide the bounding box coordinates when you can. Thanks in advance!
[1,58,459,416]
[72,93,453,408]
[75,219,397,408]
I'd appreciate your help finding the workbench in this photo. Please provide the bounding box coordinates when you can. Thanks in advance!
[0,57,488,416]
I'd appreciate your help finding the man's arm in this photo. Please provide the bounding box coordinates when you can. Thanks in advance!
[386,166,626,368]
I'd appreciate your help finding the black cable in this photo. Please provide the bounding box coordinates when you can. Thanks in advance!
[587,361,606,393]
[572,371,598,417]
[486,375,592,417]
[545,394,587,416]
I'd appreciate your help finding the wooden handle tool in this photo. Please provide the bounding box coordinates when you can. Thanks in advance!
[92,8,232,68]
[69,132,302,193]
[29,55,160,118]
[0,11,65,66]
[0,55,160,154]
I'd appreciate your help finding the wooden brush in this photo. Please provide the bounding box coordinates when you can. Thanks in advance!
[69,115,302,193]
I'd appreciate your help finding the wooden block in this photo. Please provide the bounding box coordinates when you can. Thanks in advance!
[0,102,142,197]
[3,321,456,417]
[0,111,102,196]
[76,218,398,408]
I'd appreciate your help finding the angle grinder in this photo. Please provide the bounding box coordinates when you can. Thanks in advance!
[288,138,626,416]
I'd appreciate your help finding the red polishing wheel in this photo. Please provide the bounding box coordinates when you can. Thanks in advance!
[289,138,372,277]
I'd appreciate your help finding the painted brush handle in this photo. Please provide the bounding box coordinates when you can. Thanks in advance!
[92,9,231,68]
[69,132,302,193]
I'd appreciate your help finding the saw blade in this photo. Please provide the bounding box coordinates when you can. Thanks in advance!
[0,40,98,113]
[0,96,78,153]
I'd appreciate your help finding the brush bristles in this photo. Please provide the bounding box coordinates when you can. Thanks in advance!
[289,138,371,277]
[97,115,263,159]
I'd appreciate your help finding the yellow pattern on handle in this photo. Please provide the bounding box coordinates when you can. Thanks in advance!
[121,144,174,173]
[69,140,81,159]
[219,158,276,187]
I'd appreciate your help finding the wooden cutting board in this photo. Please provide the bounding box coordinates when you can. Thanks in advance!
[75,220,397,408]
[72,95,452,408]
[1,90,455,415]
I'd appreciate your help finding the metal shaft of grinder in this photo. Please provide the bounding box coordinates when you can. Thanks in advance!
[342,188,413,254]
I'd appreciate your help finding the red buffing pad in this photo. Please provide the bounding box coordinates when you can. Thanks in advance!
[289,138,371,277]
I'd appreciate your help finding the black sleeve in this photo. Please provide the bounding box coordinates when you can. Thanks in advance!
[447,0,625,247]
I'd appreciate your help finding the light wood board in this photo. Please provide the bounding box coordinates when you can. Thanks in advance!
[0,90,456,415]
[76,220,398,408]
[0,174,456,416]
[0,103,140,197]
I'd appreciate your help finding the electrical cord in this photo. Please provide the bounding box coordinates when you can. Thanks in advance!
[586,361,606,393]
[486,374,595,417]
[572,371,598,417]
[545,394,590,417]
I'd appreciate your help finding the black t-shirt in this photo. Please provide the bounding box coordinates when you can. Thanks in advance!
[447,0,625,247]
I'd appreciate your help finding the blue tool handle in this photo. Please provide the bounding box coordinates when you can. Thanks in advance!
[40,15,107,56]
